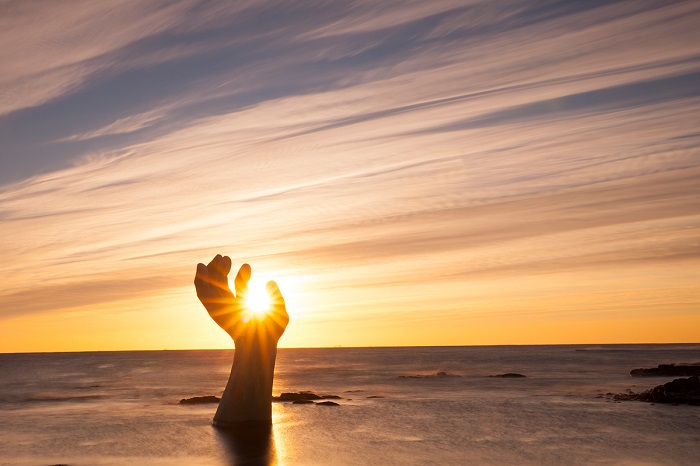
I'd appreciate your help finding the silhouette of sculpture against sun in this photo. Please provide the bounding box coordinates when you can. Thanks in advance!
[194,254,289,426]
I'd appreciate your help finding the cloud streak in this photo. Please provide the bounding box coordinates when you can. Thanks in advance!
[0,0,699,349]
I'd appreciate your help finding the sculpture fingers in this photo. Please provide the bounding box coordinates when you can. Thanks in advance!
[206,254,231,293]
[266,280,289,329]
[194,263,211,299]
[234,263,251,300]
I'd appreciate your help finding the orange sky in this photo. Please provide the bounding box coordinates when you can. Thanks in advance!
[1,1,699,352]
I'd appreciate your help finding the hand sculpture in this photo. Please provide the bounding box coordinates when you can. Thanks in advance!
[195,254,289,427]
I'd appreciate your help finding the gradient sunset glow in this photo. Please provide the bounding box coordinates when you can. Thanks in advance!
[1,1,699,352]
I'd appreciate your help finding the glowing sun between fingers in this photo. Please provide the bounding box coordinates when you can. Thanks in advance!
[245,284,271,316]
[229,272,301,322]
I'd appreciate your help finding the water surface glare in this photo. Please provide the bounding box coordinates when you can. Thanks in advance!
[1,345,699,465]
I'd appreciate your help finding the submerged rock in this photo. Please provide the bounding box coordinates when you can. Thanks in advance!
[316,401,340,406]
[273,391,322,402]
[182,390,348,406]
[490,373,527,378]
[181,391,347,406]
[612,376,700,405]
[179,395,221,405]
[630,364,700,377]
[272,391,342,402]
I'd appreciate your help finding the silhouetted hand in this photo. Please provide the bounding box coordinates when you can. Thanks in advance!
[194,254,289,345]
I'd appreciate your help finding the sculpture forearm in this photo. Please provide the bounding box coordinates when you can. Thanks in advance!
[213,336,278,426]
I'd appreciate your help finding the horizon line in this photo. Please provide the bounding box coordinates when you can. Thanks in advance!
[2,341,699,355]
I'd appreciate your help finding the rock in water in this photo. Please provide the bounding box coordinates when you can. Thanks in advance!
[316,401,340,406]
[490,373,527,378]
[179,395,221,404]
[272,391,343,402]
[292,399,315,404]
[612,376,700,405]
[630,364,700,377]
[273,391,323,402]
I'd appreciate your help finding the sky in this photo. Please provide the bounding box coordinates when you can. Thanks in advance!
[1,0,699,352]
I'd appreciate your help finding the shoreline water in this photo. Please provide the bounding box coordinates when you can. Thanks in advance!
[1,344,699,465]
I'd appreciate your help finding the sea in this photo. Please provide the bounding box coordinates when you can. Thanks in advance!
[1,345,699,465]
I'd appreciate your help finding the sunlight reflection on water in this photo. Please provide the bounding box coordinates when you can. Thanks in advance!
[1,345,699,465]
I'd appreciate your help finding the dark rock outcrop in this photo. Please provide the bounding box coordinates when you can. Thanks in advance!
[272,391,342,402]
[630,364,700,377]
[612,376,700,405]
[292,399,315,404]
[181,391,346,405]
[179,395,221,405]
[490,373,527,378]
[316,401,340,406]
[273,391,323,402]
[366,395,385,398]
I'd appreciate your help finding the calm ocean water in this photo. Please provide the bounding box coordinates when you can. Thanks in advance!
[1,345,699,465]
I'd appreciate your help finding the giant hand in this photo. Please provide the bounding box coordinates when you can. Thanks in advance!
[194,254,289,426]
[194,255,288,345]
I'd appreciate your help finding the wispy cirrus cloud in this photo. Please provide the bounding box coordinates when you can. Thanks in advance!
[55,109,167,142]
[0,0,699,349]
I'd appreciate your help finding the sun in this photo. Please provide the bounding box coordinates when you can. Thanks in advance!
[228,270,305,321]
[244,277,271,316]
